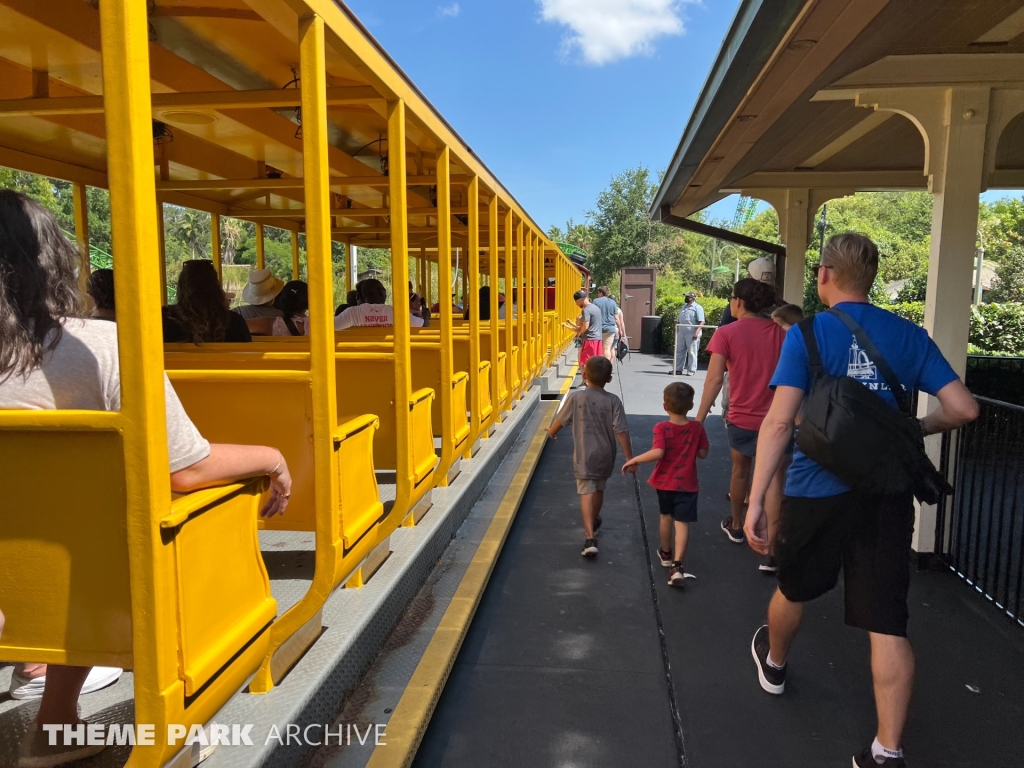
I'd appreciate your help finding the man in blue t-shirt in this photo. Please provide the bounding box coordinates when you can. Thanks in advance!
[592,286,619,362]
[744,234,978,768]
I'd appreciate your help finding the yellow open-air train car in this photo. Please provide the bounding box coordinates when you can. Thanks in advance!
[0,1,582,765]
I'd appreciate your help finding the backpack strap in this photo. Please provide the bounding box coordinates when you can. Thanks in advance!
[827,307,910,414]
[797,316,823,373]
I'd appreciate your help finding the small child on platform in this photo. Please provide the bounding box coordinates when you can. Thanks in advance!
[546,356,635,558]
[622,382,709,587]
[771,303,804,331]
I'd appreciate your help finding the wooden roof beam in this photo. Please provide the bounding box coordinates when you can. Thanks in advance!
[156,175,469,191]
[0,87,383,117]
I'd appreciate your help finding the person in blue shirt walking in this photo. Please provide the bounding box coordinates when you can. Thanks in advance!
[592,286,619,362]
[675,292,705,375]
[743,234,978,768]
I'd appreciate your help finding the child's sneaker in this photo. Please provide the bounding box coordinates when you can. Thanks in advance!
[581,538,598,557]
[668,564,686,587]
[721,517,745,544]
[657,548,673,567]
[853,748,907,767]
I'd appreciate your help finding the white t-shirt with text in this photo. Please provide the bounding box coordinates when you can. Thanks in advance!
[334,304,425,330]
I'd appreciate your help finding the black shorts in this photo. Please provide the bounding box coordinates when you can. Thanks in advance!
[656,490,698,523]
[775,492,915,637]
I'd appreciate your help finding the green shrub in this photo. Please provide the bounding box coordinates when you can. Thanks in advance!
[863,301,1024,356]
[657,296,728,361]
[888,301,924,325]
[970,303,1024,354]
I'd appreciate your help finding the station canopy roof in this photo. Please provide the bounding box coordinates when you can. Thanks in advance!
[652,0,1024,221]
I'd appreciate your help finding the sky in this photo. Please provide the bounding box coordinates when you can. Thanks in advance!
[342,0,737,232]
[342,0,1019,235]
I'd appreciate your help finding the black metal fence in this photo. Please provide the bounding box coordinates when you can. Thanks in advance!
[965,355,1024,406]
[935,396,1024,628]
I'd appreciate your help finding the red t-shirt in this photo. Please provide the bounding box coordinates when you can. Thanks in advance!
[647,420,709,493]
[706,317,786,431]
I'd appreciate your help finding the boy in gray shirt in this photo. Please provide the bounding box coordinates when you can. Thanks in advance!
[546,356,635,557]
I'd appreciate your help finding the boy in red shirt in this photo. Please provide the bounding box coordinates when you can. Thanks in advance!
[623,382,709,586]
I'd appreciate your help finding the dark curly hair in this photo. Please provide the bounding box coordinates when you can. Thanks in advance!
[87,268,116,312]
[174,260,230,344]
[274,280,309,336]
[732,277,778,315]
[0,190,82,382]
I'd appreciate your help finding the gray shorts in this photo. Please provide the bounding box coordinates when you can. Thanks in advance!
[576,477,608,495]
[727,423,759,457]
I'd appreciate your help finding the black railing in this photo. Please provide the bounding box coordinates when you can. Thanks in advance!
[965,355,1024,406]
[935,396,1024,628]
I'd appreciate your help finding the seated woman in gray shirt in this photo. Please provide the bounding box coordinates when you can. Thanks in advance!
[0,190,292,768]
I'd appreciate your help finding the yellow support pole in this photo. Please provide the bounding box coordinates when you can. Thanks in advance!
[251,12,340,693]
[256,223,265,270]
[98,0,177,757]
[157,203,167,306]
[487,194,500,421]
[387,99,415,520]
[465,174,481,455]
[344,237,352,293]
[527,231,535,377]
[436,146,456,484]
[211,213,222,280]
[291,230,300,279]
[72,182,91,302]
[504,209,515,400]
[516,220,525,390]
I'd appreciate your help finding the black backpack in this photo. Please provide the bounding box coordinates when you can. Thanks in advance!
[796,308,951,504]
[616,337,630,362]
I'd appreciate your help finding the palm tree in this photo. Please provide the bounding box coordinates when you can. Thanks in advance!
[174,209,210,260]
[222,218,244,266]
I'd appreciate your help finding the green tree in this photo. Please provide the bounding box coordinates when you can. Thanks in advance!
[979,197,1024,262]
[548,218,596,254]
[989,247,1024,302]
[586,167,659,286]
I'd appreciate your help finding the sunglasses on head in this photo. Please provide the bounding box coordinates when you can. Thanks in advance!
[811,263,833,278]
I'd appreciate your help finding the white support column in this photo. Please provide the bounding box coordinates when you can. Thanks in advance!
[914,89,989,553]
[348,242,358,288]
[744,188,809,304]
[922,88,990,379]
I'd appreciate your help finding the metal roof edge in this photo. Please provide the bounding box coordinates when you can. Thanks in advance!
[649,0,805,219]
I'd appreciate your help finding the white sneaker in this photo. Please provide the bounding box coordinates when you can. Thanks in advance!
[10,666,122,700]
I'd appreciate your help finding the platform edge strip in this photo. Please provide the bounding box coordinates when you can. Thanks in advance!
[364,402,558,768]
[559,362,579,395]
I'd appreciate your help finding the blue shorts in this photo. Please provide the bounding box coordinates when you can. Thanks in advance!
[656,490,698,523]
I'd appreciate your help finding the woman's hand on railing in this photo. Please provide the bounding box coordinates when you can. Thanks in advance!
[260,454,292,519]
[171,444,292,517]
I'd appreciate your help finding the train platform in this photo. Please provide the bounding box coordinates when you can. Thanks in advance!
[329,354,1024,768]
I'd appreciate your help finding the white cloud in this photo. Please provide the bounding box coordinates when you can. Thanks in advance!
[437,3,460,18]
[538,0,689,65]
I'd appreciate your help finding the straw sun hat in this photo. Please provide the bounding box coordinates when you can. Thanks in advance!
[242,269,285,305]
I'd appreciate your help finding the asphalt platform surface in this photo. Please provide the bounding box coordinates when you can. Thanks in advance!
[415,353,1024,768]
